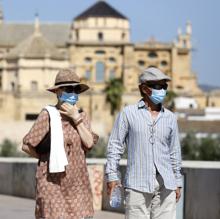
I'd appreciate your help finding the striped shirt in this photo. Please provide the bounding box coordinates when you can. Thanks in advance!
[105,99,182,193]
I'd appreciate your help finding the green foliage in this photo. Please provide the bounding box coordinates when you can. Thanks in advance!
[0,138,18,157]
[86,138,107,158]
[181,132,200,160]
[181,133,220,161]
[200,137,220,161]
[105,78,124,115]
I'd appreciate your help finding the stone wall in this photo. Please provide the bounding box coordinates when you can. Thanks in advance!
[0,158,220,219]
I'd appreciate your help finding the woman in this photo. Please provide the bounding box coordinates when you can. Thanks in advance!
[22,68,98,219]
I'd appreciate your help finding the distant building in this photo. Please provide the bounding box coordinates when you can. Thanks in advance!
[0,1,216,137]
[179,119,220,139]
[175,96,198,109]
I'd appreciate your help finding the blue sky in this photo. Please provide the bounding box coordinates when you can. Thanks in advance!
[3,0,220,86]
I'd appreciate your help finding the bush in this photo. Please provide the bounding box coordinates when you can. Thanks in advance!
[181,133,220,161]
[200,137,220,161]
[181,132,200,160]
[0,138,18,157]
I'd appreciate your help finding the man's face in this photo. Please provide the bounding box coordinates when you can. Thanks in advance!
[141,80,168,96]
[145,80,168,90]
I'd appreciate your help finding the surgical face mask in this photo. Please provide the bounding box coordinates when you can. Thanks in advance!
[59,92,79,105]
[149,88,166,105]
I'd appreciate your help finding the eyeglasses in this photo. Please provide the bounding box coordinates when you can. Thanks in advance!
[145,83,168,90]
[61,86,80,93]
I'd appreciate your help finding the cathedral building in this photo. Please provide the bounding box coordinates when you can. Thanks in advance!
[0,1,213,137]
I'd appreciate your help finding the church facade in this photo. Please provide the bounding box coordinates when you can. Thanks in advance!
[0,1,214,136]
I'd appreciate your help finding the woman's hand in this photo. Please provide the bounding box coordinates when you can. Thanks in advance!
[59,102,81,122]
[59,102,94,149]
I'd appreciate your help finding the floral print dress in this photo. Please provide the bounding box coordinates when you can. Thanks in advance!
[23,108,98,219]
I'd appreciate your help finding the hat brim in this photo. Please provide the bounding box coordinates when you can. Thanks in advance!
[142,76,172,83]
[148,77,171,82]
[47,83,89,93]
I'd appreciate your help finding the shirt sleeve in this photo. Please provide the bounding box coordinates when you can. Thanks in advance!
[81,111,99,145]
[105,110,128,182]
[22,110,50,148]
[170,116,183,188]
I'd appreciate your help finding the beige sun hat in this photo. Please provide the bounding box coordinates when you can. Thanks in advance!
[47,68,89,93]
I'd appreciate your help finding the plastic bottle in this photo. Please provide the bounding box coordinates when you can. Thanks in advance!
[109,185,122,208]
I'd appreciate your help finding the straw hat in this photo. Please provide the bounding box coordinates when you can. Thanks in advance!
[47,68,89,93]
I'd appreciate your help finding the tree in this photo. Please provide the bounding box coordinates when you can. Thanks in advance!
[104,78,124,115]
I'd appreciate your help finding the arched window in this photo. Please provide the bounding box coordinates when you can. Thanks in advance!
[75,30,79,41]
[95,50,106,55]
[138,60,145,67]
[85,57,92,63]
[148,65,157,68]
[109,57,116,63]
[31,81,38,91]
[98,32,103,42]
[11,82,15,91]
[161,60,168,66]
[176,85,183,90]
[0,70,2,89]
[96,61,105,82]
[183,39,187,48]
[122,32,126,40]
[148,51,158,58]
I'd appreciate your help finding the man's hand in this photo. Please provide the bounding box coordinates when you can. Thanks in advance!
[175,187,181,202]
[59,102,81,121]
[107,181,120,196]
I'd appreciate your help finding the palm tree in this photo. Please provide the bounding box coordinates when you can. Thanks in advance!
[104,78,124,116]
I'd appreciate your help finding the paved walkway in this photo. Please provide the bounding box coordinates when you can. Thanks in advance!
[0,195,124,219]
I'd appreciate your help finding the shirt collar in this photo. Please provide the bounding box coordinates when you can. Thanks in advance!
[137,99,165,112]
[137,99,146,109]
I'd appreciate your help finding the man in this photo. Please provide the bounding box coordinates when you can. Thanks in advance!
[105,67,182,219]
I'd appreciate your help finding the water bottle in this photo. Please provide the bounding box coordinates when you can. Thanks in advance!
[109,185,122,208]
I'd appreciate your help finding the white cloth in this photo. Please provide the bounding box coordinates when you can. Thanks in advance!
[44,105,68,173]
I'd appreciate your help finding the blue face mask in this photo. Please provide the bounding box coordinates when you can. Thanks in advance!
[149,89,167,105]
[59,92,79,105]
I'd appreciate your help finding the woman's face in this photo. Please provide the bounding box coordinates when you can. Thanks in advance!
[55,86,80,96]
[55,86,81,105]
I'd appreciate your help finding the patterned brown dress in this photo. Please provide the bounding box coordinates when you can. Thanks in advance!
[23,108,98,219]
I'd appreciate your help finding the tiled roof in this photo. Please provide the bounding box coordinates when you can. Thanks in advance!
[7,30,67,60]
[75,1,127,20]
[0,23,70,47]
